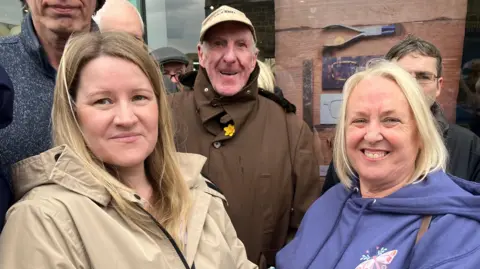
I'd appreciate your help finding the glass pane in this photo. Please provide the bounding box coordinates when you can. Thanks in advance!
[0,0,23,37]
[145,0,205,67]
[128,0,139,7]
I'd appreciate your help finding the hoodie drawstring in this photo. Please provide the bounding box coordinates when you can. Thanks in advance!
[305,188,358,268]
[330,198,375,269]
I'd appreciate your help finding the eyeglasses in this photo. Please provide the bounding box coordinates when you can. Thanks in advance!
[412,71,439,85]
[163,71,184,80]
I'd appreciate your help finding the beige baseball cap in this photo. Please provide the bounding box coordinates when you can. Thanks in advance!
[199,5,257,42]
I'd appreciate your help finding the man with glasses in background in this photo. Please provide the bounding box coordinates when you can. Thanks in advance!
[150,46,190,93]
[322,35,480,193]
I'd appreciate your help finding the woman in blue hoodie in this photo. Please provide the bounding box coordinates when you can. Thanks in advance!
[276,61,480,269]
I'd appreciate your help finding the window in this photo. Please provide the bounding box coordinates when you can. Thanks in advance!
[145,0,205,66]
[457,0,480,136]
[0,0,23,37]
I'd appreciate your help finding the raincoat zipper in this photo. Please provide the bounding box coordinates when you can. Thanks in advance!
[137,205,195,269]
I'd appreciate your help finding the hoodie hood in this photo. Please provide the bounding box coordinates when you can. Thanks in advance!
[276,170,480,269]
[349,170,480,220]
[11,145,210,205]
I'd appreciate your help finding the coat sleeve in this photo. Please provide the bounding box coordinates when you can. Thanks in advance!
[0,201,86,269]
[289,120,323,229]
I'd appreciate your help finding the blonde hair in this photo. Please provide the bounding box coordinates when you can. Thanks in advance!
[257,60,275,92]
[52,31,190,246]
[333,61,447,189]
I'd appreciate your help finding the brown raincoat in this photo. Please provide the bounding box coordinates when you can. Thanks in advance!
[170,66,323,267]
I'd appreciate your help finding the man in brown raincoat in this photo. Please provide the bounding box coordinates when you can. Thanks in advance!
[170,5,323,268]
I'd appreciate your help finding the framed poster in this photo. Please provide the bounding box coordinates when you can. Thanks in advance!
[322,55,383,90]
[320,93,343,125]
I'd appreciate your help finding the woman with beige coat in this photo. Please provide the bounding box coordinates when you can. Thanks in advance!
[0,32,256,269]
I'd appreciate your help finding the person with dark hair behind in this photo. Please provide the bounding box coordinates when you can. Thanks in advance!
[0,64,14,232]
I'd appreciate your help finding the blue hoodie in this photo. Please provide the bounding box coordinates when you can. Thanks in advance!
[276,171,480,269]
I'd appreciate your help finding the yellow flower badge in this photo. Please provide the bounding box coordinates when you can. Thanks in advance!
[224,124,235,137]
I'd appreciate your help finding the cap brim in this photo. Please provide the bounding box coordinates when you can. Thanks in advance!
[159,59,189,66]
[200,19,256,42]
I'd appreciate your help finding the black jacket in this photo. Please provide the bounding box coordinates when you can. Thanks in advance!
[0,65,13,128]
[0,64,13,232]
[322,102,480,194]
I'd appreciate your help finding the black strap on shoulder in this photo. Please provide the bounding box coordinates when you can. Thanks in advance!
[258,88,296,113]
[205,181,224,195]
[201,173,224,195]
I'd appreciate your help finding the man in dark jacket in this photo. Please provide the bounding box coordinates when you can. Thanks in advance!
[0,0,103,189]
[0,65,14,232]
[322,35,480,193]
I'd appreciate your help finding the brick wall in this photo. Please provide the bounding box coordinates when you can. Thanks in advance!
[206,0,275,59]
[275,0,468,164]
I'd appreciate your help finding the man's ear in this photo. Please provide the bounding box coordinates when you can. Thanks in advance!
[197,43,205,68]
[436,76,444,98]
